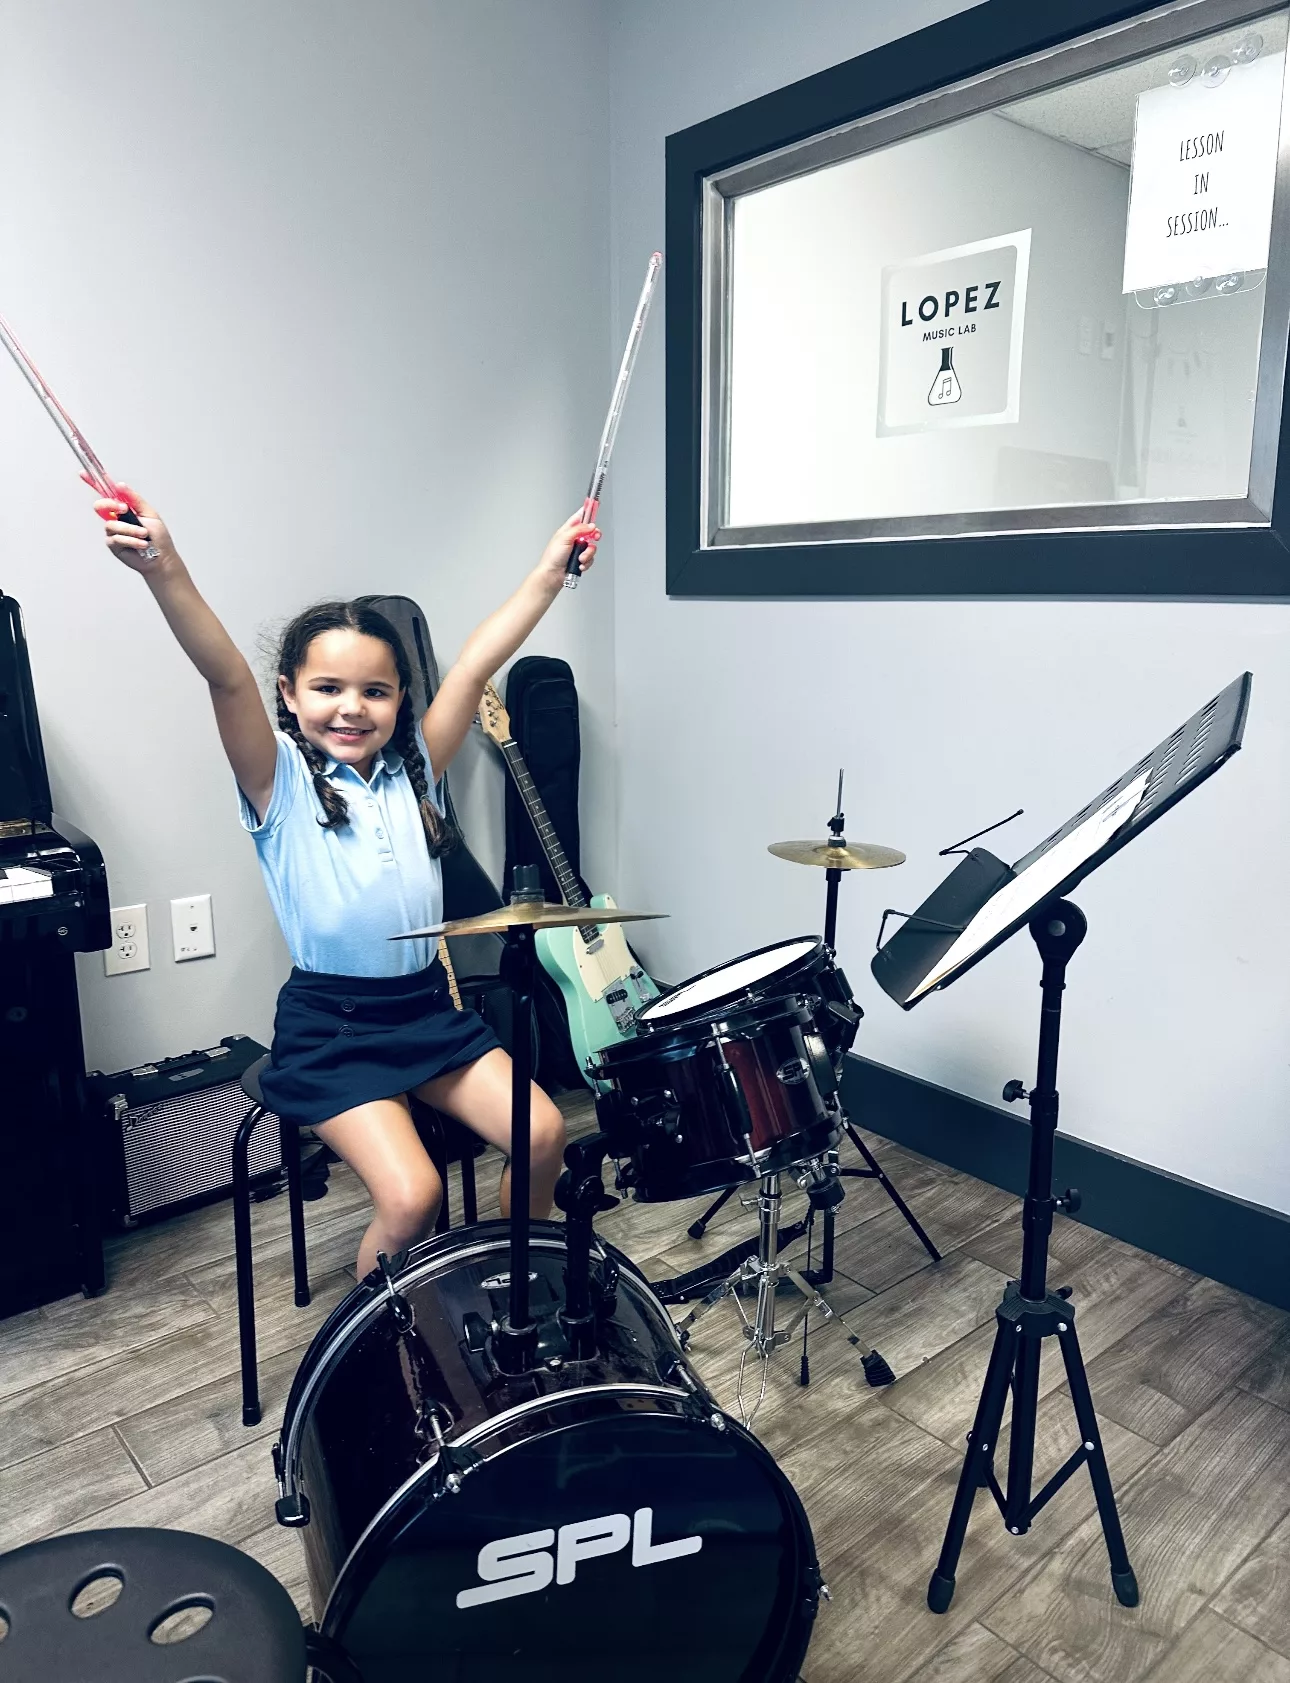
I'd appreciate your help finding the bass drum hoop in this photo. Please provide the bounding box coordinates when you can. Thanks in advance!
[277,1224,653,1499]
[323,1385,821,1683]
[637,936,830,1032]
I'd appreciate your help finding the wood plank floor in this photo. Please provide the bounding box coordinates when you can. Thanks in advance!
[1,1092,1287,1683]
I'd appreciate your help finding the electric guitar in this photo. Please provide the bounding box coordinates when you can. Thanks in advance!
[478,681,659,1085]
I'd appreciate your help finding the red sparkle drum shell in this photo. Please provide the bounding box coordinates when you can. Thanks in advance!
[592,938,855,1202]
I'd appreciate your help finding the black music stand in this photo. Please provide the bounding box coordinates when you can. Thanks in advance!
[870,674,1250,1614]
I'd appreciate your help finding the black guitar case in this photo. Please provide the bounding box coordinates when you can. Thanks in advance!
[503,656,591,905]
[354,595,540,1069]
[502,655,591,1089]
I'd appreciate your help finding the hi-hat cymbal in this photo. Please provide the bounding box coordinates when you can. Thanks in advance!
[769,839,906,871]
[392,902,667,940]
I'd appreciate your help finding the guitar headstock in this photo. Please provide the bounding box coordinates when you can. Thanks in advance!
[477,679,512,746]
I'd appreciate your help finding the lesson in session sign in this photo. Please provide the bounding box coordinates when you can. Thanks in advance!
[1122,53,1285,293]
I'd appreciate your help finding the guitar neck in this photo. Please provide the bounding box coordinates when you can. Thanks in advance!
[499,740,589,911]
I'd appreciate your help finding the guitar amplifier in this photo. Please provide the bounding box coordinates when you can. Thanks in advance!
[86,1034,282,1228]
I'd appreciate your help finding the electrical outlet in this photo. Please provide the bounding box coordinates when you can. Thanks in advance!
[104,904,150,976]
[171,893,215,961]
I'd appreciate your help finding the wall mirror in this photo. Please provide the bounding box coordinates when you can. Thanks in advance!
[666,0,1290,596]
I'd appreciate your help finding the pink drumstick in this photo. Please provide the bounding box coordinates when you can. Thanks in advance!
[0,310,148,536]
[565,251,663,589]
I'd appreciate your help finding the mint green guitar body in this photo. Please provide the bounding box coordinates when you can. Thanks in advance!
[535,894,660,1088]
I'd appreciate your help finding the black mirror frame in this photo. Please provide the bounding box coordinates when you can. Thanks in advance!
[664,0,1290,600]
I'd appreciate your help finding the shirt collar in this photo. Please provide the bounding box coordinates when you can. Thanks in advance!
[321,741,404,780]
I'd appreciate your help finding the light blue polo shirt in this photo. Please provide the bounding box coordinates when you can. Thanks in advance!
[238,731,442,977]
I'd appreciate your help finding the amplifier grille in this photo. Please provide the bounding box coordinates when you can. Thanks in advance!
[120,1081,283,1220]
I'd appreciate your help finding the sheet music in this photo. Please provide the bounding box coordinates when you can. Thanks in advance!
[909,772,1150,1001]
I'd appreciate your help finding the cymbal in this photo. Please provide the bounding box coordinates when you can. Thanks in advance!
[392,902,667,939]
[769,839,906,871]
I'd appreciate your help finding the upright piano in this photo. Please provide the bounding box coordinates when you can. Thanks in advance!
[0,592,111,1316]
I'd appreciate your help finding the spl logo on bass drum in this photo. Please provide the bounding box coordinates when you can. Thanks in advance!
[456,1507,702,1608]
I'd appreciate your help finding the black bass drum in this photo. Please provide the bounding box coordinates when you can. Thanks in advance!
[274,1221,821,1683]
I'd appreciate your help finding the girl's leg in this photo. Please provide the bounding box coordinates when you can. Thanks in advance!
[312,1096,442,1280]
[413,1047,566,1217]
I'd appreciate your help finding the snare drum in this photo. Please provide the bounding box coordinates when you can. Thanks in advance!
[592,938,857,1202]
[274,1221,822,1683]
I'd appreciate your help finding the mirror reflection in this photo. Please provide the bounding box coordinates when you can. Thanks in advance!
[722,8,1288,535]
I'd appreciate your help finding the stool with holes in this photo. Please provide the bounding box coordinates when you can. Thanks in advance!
[0,1527,316,1682]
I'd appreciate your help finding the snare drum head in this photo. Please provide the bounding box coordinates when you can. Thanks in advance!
[328,1408,816,1683]
[641,937,822,1025]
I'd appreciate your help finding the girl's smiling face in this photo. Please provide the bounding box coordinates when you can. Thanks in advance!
[279,629,404,776]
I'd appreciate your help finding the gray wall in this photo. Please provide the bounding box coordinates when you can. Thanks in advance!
[605,0,1290,1215]
[0,0,614,1075]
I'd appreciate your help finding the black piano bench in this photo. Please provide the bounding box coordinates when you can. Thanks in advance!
[232,1054,486,1427]
[0,1527,308,1681]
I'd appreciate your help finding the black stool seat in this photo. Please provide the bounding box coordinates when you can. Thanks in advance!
[0,1527,306,1681]
[241,1052,268,1107]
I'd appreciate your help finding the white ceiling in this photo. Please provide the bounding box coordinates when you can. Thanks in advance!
[1000,8,1288,167]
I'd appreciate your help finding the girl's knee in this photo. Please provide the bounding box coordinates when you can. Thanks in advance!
[375,1164,442,1239]
[531,1095,566,1164]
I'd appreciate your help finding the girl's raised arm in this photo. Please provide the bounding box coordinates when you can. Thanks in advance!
[97,487,278,819]
[420,510,600,780]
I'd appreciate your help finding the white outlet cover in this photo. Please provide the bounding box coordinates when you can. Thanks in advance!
[104,904,150,976]
[171,893,215,961]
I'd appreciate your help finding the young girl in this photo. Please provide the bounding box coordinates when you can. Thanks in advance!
[94,487,600,1280]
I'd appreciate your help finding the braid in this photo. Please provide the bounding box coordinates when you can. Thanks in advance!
[272,597,457,859]
[275,691,350,830]
[394,696,457,858]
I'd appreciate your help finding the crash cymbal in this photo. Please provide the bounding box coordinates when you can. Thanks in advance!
[768,839,906,871]
[392,902,666,939]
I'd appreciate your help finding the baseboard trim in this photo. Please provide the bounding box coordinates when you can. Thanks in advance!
[841,1054,1290,1313]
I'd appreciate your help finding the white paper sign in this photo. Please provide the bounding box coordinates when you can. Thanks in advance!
[878,231,1030,435]
[1122,54,1286,293]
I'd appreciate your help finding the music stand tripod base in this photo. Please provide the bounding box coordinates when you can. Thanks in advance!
[926,902,1138,1615]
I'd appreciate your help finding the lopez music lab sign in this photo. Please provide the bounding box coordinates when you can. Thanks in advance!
[877,230,1031,436]
[1122,53,1285,293]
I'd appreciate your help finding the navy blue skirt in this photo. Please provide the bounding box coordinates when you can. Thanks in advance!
[260,961,501,1128]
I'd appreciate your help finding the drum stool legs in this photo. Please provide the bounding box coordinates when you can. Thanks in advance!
[231,1056,482,1427]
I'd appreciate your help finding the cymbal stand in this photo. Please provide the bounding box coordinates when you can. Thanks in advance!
[673,1169,893,1426]
[802,772,941,1290]
[489,869,544,1377]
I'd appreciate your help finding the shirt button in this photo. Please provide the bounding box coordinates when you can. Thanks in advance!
[375,828,385,839]
[340,999,355,1013]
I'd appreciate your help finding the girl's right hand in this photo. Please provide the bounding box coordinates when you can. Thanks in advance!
[91,483,176,575]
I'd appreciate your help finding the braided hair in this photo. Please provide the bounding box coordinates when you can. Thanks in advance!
[273,601,456,857]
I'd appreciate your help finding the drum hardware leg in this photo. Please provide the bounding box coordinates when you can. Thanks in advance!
[836,1117,942,1263]
[687,1183,737,1240]
[272,1438,311,1529]
[375,1251,415,1331]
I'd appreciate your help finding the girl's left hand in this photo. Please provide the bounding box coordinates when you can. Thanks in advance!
[538,510,601,585]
